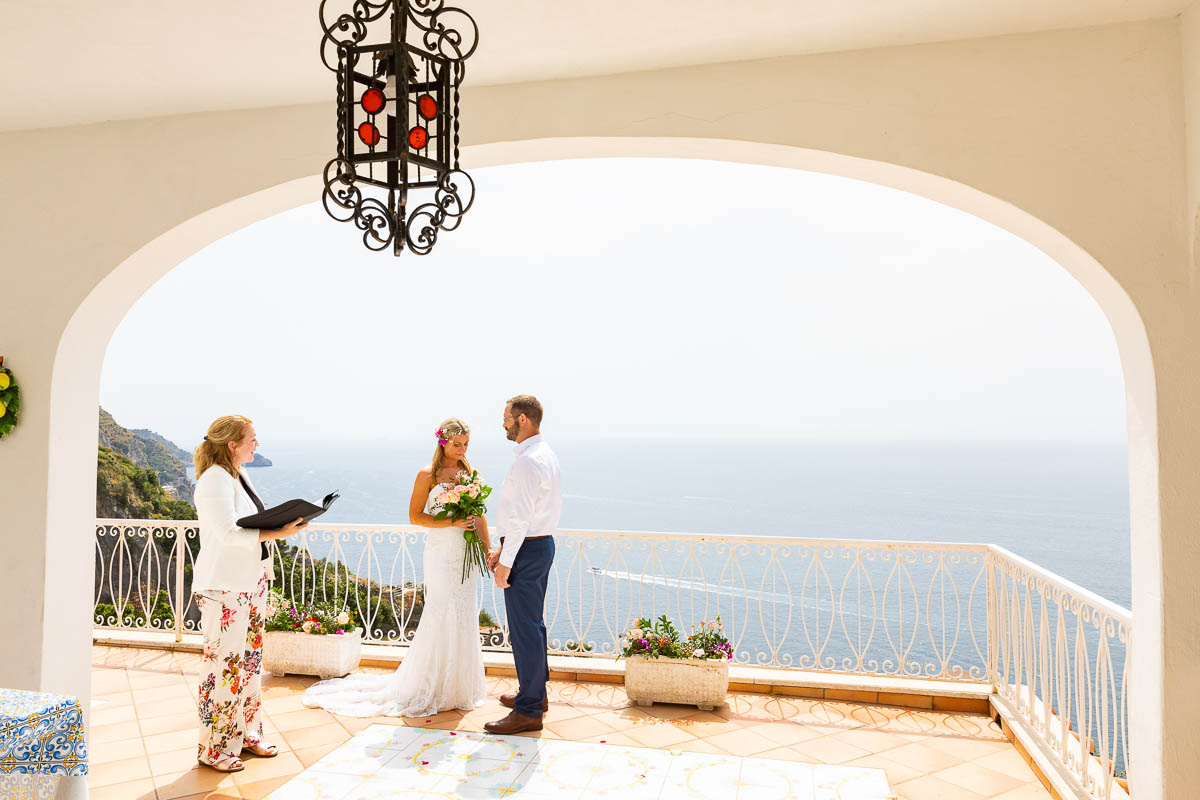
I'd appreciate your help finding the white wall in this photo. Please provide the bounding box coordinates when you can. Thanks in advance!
[1184,1,1200,277]
[0,17,1195,797]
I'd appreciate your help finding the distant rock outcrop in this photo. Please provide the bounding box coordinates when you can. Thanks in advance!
[247,452,273,467]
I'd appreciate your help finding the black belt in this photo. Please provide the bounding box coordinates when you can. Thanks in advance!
[500,535,553,543]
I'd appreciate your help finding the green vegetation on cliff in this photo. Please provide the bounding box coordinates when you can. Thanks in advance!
[99,408,195,504]
[97,445,197,520]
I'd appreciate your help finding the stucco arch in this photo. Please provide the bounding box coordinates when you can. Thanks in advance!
[47,137,1158,791]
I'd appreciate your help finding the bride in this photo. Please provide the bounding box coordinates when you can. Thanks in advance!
[302,418,491,717]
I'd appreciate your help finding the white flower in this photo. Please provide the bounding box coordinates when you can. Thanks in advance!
[264,605,275,617]
[630,628,644,638]
[336,611,350,625]
[692,648,705,658]
[301,620,314,633]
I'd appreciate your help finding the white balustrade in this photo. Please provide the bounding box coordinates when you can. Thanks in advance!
[93,519,1130,798]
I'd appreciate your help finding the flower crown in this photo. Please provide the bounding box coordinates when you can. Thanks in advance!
[436,421,468,447]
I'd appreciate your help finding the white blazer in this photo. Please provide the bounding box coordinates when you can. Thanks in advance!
[192,466,269,593]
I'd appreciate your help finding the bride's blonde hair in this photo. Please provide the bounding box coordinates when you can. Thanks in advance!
[431,417,472,481]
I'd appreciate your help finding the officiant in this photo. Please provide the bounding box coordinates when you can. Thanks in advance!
[191,415,306,773]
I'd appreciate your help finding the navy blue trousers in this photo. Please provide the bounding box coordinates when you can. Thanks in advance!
[503,536,555,718]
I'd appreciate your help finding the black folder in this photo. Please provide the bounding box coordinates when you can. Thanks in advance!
[237,491,340,529]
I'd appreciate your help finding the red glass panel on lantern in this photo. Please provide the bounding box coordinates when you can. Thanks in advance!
[358,122,381,146]
[417,95,438,120]
[408,126,428,149]
[361,89,385,114]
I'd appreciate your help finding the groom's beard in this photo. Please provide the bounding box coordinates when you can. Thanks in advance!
[505,425,518,442]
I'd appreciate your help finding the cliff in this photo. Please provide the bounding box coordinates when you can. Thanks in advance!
[98,408,195,504]
[97,445,197,520]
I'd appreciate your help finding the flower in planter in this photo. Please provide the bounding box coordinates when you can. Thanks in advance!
[618,615,735,661]
[265,591,358,636]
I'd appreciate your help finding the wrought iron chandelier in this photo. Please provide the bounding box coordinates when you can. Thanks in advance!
[319,0,478,256]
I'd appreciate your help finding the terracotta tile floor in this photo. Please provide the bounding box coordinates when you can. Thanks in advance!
[88,646,1052,800]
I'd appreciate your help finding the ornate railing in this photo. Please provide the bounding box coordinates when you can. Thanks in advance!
[988,546,1130,799]
[93,519,1130,799]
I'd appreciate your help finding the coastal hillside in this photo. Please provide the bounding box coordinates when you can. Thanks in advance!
[99,408,195,504]
[97,445,197,520]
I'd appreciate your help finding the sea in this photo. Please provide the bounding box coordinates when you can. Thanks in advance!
[243,439,1131,608]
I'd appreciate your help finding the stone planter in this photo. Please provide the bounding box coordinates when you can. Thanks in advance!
[263,629,362,679]
[624,655,730,711]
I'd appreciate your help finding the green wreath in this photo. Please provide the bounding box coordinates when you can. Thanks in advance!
[0,361,20,440]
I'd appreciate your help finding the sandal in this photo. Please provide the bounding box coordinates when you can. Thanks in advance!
[242,740,279,758]
[198,752,244,773]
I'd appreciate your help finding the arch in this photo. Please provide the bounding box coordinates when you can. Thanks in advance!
[49,135,1159,786]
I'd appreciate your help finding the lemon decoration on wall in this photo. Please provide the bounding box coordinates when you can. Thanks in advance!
[0,357,20,440]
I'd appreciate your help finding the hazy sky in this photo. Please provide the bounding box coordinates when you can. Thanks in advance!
[101,158,1126,449]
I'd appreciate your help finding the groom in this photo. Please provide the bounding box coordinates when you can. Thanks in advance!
[484,394,562,734]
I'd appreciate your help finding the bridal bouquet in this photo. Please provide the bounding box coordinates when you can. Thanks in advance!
[431,470,493,583]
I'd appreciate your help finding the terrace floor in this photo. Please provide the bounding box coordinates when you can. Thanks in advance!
[88,645,1052,800]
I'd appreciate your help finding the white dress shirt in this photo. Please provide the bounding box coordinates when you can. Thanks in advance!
[494,433,562,569]
[192,466,270,592]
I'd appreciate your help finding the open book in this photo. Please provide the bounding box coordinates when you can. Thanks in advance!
[237,491,340,530]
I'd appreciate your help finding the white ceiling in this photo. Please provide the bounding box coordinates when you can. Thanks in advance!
[1,0,1188,131]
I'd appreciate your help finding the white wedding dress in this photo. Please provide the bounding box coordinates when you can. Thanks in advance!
[302,483,487,717]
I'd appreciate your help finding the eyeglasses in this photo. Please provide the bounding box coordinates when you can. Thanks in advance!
[504,414,521,424]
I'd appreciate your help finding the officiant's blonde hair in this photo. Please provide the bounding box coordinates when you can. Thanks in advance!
[431,417,472,481]
[195,415,253,479]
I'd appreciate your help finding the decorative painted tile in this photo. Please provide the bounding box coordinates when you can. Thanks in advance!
[268,724,892,800]
[264,769,362,799]
[812,764,893,800]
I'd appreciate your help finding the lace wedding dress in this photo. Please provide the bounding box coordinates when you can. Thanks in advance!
[301,483,487,717]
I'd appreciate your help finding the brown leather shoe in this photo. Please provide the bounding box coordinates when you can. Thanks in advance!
[483,710,543,734]
[500,693,549,712]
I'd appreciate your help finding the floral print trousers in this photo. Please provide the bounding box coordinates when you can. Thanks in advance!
[196,564,269,763]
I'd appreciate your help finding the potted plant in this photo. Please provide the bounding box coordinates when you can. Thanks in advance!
[620,615,733,711]
[262,592,362,679]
